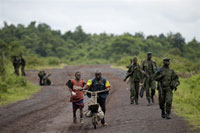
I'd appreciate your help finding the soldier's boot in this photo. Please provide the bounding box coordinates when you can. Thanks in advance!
[73,117,77,123]
[165,113,171,119]
[80,118,84,124]
[135,99,138,105]
[22,71,26,76]
[151,89,155,104]
[161,109,166,118]
[130,97,134,104]
[147,99,151,106]
[151,96,154,104]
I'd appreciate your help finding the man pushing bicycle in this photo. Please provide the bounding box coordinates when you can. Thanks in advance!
[84,70,111,126]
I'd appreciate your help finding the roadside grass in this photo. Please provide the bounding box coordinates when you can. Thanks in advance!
[27,63,67,70]
[173,75,200,129]
[0,64,40,106]
[25,55,68,70]
[111,65,127,71]
[0,82,39,106]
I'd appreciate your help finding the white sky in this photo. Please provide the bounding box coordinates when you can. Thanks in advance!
[0,0,200,42]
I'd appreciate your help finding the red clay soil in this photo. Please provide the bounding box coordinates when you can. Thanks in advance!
[0,65,195,133]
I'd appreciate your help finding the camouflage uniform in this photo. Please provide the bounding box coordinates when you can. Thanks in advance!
[12,56,20,76]
[125,64,143,104]
[38,71,46,85]
[19,56,26,76]
[154,58,180,119]
[142,58,157,104]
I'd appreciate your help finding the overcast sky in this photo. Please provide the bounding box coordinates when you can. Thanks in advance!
[0,0,199,42]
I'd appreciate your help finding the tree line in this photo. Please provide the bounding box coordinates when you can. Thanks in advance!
[0,21,200,68]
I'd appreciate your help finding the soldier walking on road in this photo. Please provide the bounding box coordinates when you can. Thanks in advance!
[142,52,157,106]
[154,58,180,119]
[124,57,145,105]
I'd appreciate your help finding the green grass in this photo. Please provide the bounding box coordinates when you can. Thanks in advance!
[173,75,200,129]
[0,63,40,106]
[27,63,67,70]
[111,65,127,70]
[0,82,40,106]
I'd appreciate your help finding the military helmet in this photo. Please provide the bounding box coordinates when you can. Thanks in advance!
[163,57,170,61]
[147,52,152,55]
[133,57,137,60]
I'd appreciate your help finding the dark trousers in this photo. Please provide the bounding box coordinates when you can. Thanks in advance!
[14,65,19,75]
[130,81,139,102]
[39,76,43,85]
[97,97,106,124]
[21,65,26,76]
[158,88,173,114]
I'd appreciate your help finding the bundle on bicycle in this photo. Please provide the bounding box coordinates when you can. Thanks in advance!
[84,90,108,129]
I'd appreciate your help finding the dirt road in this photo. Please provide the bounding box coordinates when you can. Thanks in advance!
[0,65,193,133]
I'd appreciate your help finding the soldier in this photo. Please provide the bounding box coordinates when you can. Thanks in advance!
[126,59,133,69]
[142,52,157,105]
[154,58,180,119]
[19,55,26,76]
[38,71,46,85]
[12,56,19,76]
[124,57,145,105]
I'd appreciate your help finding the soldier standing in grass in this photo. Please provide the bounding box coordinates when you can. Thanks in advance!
[154,58,180,119]
[12,56,20,76]
[142,52,157,106]
[19,55,26,76]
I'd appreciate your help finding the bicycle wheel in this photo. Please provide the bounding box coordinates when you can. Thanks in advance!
[92,114,97,129]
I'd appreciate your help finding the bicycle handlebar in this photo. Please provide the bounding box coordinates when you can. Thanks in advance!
[83,89,108,94]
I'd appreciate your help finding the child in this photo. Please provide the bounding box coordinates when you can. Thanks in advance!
[66,72,85,124]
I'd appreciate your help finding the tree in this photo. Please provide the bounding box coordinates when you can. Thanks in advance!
[0,40,7,74]
[167,32,185,52]
[71,25,88,43]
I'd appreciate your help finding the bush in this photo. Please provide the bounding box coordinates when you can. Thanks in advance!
[173,75,200,128]
[48,57,61,65]
[26,54,47,67]
[0,82,8,93]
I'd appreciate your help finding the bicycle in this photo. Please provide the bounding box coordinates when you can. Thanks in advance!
[84,89,108,129]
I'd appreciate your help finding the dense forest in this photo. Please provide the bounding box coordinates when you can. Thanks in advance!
[0,21,200,73]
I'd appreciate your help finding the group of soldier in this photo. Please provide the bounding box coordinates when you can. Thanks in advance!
[124,52,180,119]
[12,55,26,76]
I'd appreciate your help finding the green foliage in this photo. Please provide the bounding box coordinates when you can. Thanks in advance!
[0,63,40,106]
[1,21,200,69]
[47,57,61,65]
[174,75,200,128]
[0,82,8,93]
